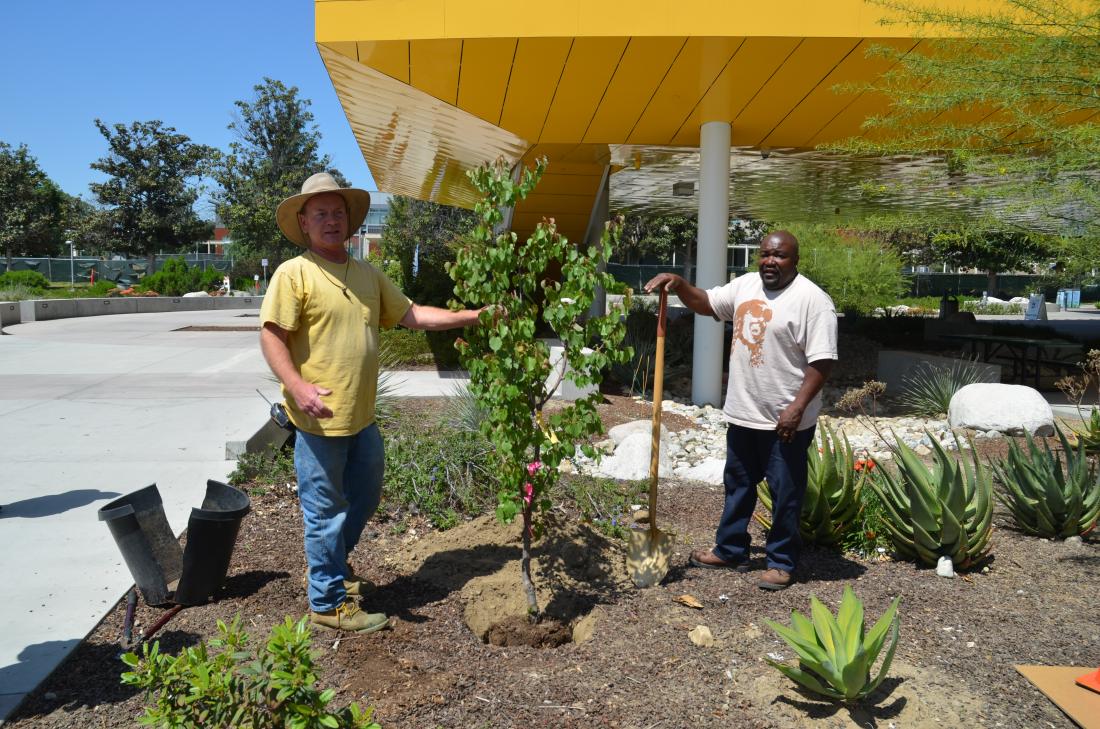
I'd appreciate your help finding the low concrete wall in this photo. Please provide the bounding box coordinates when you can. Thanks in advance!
[877,350,1001,394]
[0,301,20,332]
[17,295,262,323]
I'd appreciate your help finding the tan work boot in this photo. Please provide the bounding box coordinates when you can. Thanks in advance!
[310,599,389,633]
[302,565,372,596]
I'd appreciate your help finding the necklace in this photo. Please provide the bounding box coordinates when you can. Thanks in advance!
[308,251,351,299]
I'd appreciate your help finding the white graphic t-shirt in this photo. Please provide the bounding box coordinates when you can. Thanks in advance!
[706,272,838,431]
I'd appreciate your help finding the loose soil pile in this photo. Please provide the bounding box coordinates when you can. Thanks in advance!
[7,396,1099,729]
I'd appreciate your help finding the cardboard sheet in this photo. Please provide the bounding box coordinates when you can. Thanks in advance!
[1016,665,1100,729]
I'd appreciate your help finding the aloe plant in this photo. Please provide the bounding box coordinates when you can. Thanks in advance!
[991,427,1100,538]
[765,586,900,703]
[869,433,994,568]
[757,425,865,546]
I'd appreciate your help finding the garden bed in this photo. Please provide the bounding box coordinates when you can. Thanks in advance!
[7,398,1098,729]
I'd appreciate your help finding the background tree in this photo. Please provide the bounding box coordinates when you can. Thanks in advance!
[834,0,1100,237]
[614,213,697,263]
[0,142,67,269]
[89,119,215,269]
[784,222,907,314]
[380,195,477,307]
[213,78,345,269]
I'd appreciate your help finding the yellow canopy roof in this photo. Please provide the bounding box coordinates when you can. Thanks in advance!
[316,0,1002,241]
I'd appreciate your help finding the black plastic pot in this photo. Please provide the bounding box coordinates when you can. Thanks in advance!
[99,480,250,606]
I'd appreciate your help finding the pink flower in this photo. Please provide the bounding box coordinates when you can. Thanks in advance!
[527,461,542,476]
[523,482,534,504]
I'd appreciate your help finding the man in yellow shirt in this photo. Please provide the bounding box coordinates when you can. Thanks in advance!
[260,173,482,633]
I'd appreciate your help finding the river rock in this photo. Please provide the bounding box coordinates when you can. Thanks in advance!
[948,384,1054,436]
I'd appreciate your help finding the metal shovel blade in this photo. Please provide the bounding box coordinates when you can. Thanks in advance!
[627,527,674,588]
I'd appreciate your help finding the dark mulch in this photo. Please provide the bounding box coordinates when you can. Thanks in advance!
[7,397,1098,729]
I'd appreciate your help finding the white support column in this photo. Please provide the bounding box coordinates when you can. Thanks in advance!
[692,121,730,407]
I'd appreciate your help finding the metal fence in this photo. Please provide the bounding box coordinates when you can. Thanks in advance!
[606,264,1098,301]
[1,255,231,285]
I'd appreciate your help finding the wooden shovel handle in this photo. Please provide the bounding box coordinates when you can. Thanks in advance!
[649,288,667,537]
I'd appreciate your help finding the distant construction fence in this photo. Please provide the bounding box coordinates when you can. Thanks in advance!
[1,255,231,286]
[605,264,1098,302]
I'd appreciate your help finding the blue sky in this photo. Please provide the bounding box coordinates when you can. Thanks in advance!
[2,0,377,218]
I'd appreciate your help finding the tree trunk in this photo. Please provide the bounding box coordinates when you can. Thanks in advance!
[520,503,539,620]
[986,269,997,297]
[4,248,11,273]
[147,252,157,278]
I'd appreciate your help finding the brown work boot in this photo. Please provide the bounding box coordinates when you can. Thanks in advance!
[688,548,750,572]
[310,599,389,633]
[757,568,792,591]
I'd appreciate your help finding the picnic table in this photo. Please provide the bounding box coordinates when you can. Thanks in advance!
[941,333,1082,388]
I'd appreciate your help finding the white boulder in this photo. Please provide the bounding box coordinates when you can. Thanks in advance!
[948,383,1054,436]
[595,431,672,480]
[676,458,725,486]
[608,419,668,445]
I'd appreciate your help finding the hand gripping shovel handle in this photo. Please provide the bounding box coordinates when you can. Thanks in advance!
[648,288,667,541]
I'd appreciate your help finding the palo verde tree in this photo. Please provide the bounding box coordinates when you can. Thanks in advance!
[89,120,215,268]
[213,78,345,269]
[447,159,632,618]
[0,141,67,269]
[833,0,1100,236]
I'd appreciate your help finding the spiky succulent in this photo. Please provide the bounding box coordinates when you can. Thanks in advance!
[766,586,900,703]
[869,433,994,568]
[757,424,864,546]
[991,426,1100,539]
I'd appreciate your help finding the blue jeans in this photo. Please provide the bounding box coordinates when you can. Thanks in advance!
[714,424,816,573]
[294,424,384,612]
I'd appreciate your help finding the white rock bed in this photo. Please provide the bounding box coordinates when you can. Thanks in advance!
[570,398,1005,486]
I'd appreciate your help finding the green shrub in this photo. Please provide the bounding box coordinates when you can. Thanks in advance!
[234,276,256,292]
[553,474,635,539]
[138,258,220,296]
[87,279,119,297]
[0,284,40,301]
[0,270,50,291]
[784,224,907,315]
[896,358,988,417]
[766,586,900,703]
[229,444,297,487]
[382,422,499,528]
[121,615,380,728]
[442,384,489,433]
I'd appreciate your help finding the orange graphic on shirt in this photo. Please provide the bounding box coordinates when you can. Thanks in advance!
[733,299,772,367]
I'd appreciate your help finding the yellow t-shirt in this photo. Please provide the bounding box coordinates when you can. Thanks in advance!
[260,253,411,436]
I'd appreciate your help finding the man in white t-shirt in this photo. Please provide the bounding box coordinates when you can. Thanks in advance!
[645,230,837,590]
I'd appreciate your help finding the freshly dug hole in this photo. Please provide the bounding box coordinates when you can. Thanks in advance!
[388,512,633,646]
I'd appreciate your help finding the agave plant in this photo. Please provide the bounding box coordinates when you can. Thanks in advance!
[896,358,987,417]
[991,426,1100,538]
[757,424,865,546]
[869,433,994,568]
[765,586,900,703]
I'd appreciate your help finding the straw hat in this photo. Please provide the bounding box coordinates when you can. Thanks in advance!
[275,172,371,247]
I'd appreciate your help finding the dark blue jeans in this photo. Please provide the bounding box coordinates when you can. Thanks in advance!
[714,424,816,573]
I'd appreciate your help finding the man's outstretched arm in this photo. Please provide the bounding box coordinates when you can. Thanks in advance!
[643,272,716,318]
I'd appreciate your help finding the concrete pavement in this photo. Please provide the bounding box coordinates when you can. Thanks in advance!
[0,308,469,723]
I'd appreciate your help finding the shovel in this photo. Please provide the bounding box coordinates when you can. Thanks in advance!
[627,287,674,588]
